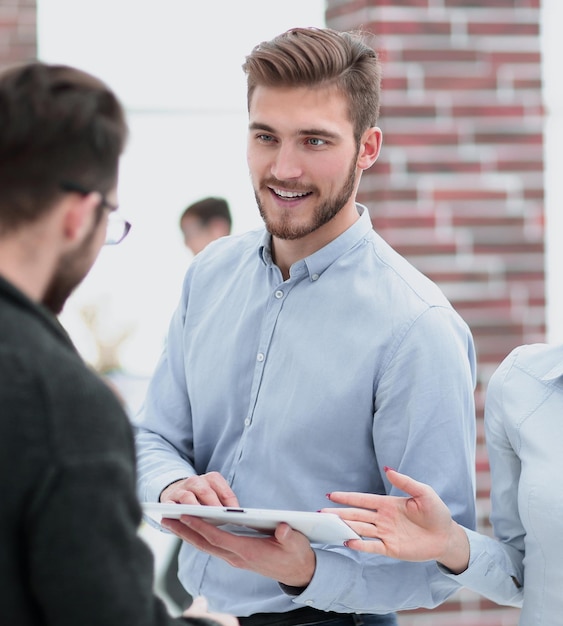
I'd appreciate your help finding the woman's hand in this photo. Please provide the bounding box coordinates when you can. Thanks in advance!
[323,468,470,574]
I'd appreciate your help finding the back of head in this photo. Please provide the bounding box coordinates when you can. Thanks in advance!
[0,62,128,234]
[242,27,381,143]
[180,196,232,230]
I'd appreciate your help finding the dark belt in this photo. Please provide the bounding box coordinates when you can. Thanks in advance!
[237,606,368,626]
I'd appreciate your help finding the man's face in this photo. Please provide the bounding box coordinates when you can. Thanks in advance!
[247,84,360,242]
[42,195,112,314]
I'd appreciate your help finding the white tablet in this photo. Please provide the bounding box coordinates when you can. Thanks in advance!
[142,502,360,545]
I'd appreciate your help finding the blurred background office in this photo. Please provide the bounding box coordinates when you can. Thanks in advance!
[2,1,562,624]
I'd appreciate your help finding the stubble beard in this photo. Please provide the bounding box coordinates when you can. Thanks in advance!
[255,156,358,241]
[42,219,101,315]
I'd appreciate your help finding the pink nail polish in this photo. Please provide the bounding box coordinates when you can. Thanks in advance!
[384,466,396,472]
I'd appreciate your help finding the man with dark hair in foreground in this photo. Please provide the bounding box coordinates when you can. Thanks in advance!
[0,61,236,626]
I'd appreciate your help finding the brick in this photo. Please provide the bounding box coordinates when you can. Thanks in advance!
[513,77,542,89]
[402,48,479,63]
[496,159,543,172]
[364,0,430,6]
[365,19,451,36]
[425,75,498,90]
[467,22,539,37]
[381,76,409,90]
[474,131,542,145]
[433,189,507,202]
[383,132,460,146]
[380,104,437,118]
[371,214,437,229]
[490,50,541,64]
[452,0,537,5]
[451,104,528,118]
[407,160,482,174]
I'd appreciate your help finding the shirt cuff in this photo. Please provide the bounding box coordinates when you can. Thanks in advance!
[277,549,356,609]
[437,527,523,607]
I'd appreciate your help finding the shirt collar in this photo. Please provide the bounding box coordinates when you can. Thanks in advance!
[542,359,563,382]
[258,204,373,280]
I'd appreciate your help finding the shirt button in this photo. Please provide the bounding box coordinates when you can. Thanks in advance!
[275,290,284,299]
[257,353,265,362]
[244,418,251,427]
[311,274,319,281]
[304,599,314,605]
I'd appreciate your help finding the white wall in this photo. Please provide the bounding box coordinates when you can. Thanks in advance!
[541,0,563,343]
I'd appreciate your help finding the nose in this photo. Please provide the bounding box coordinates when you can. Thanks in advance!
[271,143,302,181]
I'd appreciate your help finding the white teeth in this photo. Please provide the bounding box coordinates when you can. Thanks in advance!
[274,188,308,198]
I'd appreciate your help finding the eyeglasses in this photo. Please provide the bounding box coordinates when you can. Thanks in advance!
[59,181,132,245]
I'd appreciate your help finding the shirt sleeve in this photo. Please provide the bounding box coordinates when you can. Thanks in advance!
[438,528,523,607]
[288,305,478,612]
[436,350,525,607]
[135,271,198,503]
[484,350,526,582]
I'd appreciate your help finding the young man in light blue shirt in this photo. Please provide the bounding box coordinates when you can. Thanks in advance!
[135,27,477,626]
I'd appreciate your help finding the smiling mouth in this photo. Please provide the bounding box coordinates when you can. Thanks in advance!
[271,187,313,200]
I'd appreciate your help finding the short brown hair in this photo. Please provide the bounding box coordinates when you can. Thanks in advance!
[0,62,128,232]
[242,27,381,143]
[180,197,232,230]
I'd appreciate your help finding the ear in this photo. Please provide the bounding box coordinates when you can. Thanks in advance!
[62,192,100,246]
[357,126,383,171]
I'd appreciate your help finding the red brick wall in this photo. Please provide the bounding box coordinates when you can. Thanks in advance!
[0,0,36,71]
[326,1,543,624]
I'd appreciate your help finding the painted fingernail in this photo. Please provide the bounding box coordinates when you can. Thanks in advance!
[326,493,332,500]
[384,466,396,472]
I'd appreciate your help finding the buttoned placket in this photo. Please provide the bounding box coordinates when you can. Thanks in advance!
[225,261,311,483]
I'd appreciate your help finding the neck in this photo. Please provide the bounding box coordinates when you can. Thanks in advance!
[272,200,360,280]
[0,226,59,304]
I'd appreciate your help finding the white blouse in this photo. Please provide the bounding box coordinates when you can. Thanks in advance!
[444,343,563,625]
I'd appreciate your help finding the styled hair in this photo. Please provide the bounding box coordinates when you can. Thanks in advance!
[242,27,381,143]
[0,62,128,232]
[180,197,232,230]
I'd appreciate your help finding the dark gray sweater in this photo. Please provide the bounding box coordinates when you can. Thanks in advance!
[0,275,210,626]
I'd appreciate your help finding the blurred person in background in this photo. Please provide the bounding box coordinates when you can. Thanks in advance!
[180,196,232,255]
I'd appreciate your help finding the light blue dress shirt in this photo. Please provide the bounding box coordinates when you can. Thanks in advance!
[443,343,563,625]
[135,206,477,616]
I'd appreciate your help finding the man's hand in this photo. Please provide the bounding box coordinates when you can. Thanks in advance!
[162,516,316,588]
[182,595,239,626]
[160,471,239,507]
[323,468,470,574]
